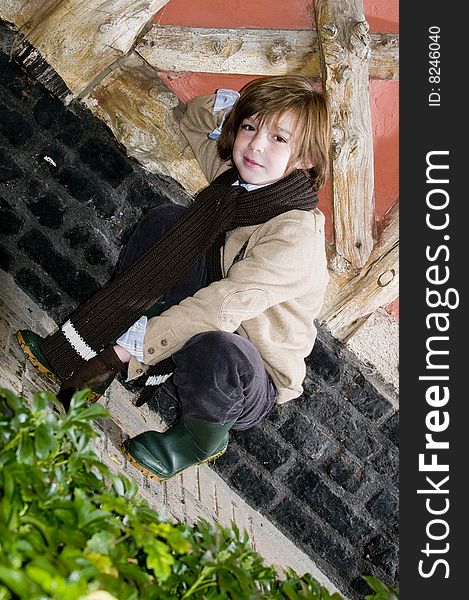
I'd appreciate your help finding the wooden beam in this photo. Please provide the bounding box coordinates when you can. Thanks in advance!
[85,52,208,196]
[315,0,376,269]
[0,1,26,26]
[137,26,398,80]
[319,202,399,340]
[16,0,170,95]
[369,31,399,81]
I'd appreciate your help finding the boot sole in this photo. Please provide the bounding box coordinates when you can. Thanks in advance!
[16,330,61,386]
[16,331,102,404]
[121,443,227,482]
[87,390,102,404]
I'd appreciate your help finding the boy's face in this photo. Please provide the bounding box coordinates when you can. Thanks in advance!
[232,112,301,186]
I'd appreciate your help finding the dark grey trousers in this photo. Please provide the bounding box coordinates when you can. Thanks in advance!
[117,203,277,430]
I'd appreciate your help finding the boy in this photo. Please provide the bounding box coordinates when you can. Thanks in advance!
[18,76,331,480]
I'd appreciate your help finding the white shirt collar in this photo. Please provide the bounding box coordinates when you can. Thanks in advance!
[232,179,270,192]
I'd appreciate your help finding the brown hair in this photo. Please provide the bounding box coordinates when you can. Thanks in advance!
[218,76,331,190]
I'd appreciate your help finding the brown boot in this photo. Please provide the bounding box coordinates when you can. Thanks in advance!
[58,346,127,410]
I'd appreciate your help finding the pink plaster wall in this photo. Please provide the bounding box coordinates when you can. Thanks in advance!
[154,0,399,33]
[154,0,314,29]
[363,0,398,33]
[154,1,399,318]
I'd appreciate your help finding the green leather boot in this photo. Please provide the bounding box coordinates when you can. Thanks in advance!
[122,415,237,480]
[16,330,61,385]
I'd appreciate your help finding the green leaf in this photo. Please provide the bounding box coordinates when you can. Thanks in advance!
[145,539,175,582]
[34,423,58,460]
[85,552,118,576]
[78,508,110,529]
[5,502,18,532]
[363,576,399,600]
[0,565,32,597]
[113,561,152,586]
[31,391,51,412]
[85,531,117,555]
[76,404,110,421]
[364,576,386,593]
[111,474,125,497]
[26,564,68,595]
[2,469,15,503]
[281,581,301,599]
[21,515,53,548]
[0,585,13,600]
[16,433,34,465]
[10,411,29,431]
[151,523,192,554]
[0,388,24,414]
[99,495,130,516]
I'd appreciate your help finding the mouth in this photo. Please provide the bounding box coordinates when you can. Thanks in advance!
[243,156,263,168]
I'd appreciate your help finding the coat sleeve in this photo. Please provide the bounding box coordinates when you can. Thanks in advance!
[138,215,328,367]
[179,94,232,183]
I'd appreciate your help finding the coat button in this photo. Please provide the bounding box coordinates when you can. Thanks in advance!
[136,368,143,374]
[161,339,168,347]
[147,347,155,354]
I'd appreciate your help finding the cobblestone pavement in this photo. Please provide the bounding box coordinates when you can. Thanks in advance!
[0,267,342,595]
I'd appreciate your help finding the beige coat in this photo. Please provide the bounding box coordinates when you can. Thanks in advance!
[127,94,329,404]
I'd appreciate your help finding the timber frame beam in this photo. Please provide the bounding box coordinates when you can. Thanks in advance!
[315,0,375,270]
[137,26,398,81]
[311,0,399,339]
[319,202,399,340]
[15,0,171,96]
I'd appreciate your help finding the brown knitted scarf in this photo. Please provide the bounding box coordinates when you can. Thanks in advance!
[41,167,317,389]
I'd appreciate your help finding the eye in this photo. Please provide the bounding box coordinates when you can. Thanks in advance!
[241,122,256,131]
[274,135,287,143]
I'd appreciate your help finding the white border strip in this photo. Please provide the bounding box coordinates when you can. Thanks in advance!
[146,373,172,386]
[62,320,98,360]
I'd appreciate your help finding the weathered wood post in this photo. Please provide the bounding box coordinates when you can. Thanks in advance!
[319,202,399,339]
[16,0,171,96]
[314,0,376,271]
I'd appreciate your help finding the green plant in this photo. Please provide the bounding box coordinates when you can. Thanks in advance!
[0,387,398,599]
[362,577,399,600]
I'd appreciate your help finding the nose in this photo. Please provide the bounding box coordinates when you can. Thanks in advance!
[248,131,265,153]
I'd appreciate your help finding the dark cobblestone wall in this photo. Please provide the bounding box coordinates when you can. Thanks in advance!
[0,23,188,325]
[0,22,399,599]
